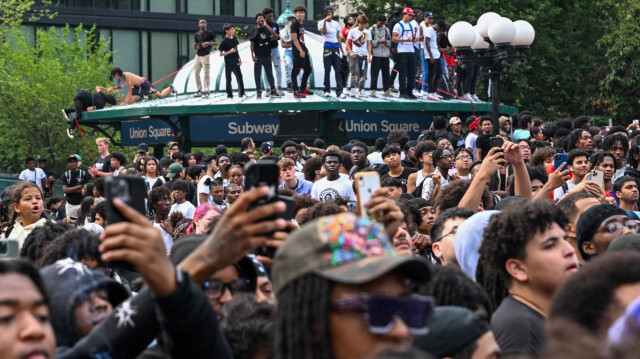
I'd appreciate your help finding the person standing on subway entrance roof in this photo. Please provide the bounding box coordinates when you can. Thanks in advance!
[192,17,218,99]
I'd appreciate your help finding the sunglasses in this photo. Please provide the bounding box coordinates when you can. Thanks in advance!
[331,294,434,335]
[202,278,250,300]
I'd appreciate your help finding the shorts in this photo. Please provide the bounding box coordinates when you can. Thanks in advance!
[131,78,158,96]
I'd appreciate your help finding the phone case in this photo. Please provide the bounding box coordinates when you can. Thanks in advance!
[590,170,604,188]
[355,172,381,220]
[554,154,568,171]
[105,176,147,225]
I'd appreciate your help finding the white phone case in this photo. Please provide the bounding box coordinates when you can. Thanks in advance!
[355,172,381,220]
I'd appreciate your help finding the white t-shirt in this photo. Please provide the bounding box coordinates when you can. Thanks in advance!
[143,176,159,190]
[153,222,174,252]
[368,152,384,165]
[19,168,47,191]
[465,133,478,161]
[410,20,420,49]
[424,25,440,59]
[347,28,370,55]
[392,21,417,53]
[171,201,196,219]
[197,175,212,205]
[317,20,341,43]
[311,175,356,201]
[553,181,577,200]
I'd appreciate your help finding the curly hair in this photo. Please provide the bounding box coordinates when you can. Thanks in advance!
[293,194,319,214]
[478,200,568,303]
[222,294,276,359]
[433,179,492,213]
[275,274,333,359]
[530,146,555,168]
[37,228,103,269]
[147,186,171,216]
[415,140,437,159]
[20,221,74,263]
[110,150,127,166]
[397,198,422,228]
[303,157,322,182]
[567,129,589,152]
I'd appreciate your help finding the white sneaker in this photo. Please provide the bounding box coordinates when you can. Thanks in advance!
[66,128,74,139]
[433,93,443,99]
[359,89,367,97]
[276,88,285,96]
[412,89,421,97]
[265,91,271,97]
[349,88,357,97]
[463,93,474,102]
[337,93,347,99]
[426,93,441,101]
[382,91,393,98]
[323,91,331,97]
[472,94,481,102]
[370,90,377,97]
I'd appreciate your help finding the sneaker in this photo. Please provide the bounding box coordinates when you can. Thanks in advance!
[382,91,393,98]
[66,128,74,139]
[370,90,377,97]
[227,95,233,99]
[293,90,306,98]
[412,89,421,97]
[140,93,147,101]
[239,93,247,98]
[389,87,398,93]
[323,91,331,97]
[270,89,282,98]
[433,93,443,99]
[472,94,481,102]
[286,83,293,93]
[194,90,203,98]
[276,88,285,96]
[301,89,313,96]
[399,93,412,99]
[337,93,346,99]
[265,91,271,97]
[408,93,418,100]
[426,93,441,101]
[349,88,358,97]
[170,85,178,96]
[61,109,70,122]
[359,89,367,97]
[463,93,474,102]
[257,91,262,99]
[202,92,210,99]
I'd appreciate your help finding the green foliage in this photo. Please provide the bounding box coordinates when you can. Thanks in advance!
[353,0,610,121]
[0,22,113,176]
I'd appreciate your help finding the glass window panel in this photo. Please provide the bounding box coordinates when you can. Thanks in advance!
[247,0,269,18]
[149,0,175,13]
[94,0,111,8]
[150,31,178,85]
[188,0,213,14]
[112,29,140,75]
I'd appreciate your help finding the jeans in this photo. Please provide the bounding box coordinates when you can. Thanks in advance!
[428,57,442,94]
[225,63,245,97]
[440,56,448,81]
[262,47,283,90]
[370,56,390,91]
[283,50,293,84]
[254,56,275,93]
[396,52,416,94]
[323,45,343,93]
[291,48,311,91]
[194,54,210,92]
[349,53,368,90]
[421,49,429,92]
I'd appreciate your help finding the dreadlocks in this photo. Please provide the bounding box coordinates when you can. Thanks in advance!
[20,221,74,264]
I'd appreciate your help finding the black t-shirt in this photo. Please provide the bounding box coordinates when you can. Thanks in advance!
[290,20,307,53]
[219,36,240,65]
[267,20,280,48]
[476,133,492,160]
[77,90,108,110]
[94,155,114,175]
[381,167,418,193]
[447,131,466,150]
[438,33,452,49]
[194,30,216,56]
[251,26,272,57]
[491,295,546,358]
[61,169,89,205]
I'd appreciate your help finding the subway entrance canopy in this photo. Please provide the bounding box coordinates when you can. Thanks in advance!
[79,32,517,152]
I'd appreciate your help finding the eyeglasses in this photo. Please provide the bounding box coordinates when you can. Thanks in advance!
[331,294,434,335]
[202,278,251,300]
[434,227,458,242]
[599,219,638,234]
[456,155,472,161]
[519,145,531,150]
[440,155,453,159]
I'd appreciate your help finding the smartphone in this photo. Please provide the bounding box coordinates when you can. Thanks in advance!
[244,161,295,257]
[590,170,604,188]
[0,239,19,259]
[355,172,381,220]
[490,137,504,149]
[105,176,147,225]
[554,153,568,172]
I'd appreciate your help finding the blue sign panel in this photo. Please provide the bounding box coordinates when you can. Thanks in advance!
[190,115,280,142]
[121,119,177,145]
[332,113,432,139]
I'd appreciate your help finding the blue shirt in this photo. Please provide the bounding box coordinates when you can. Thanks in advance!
[279,178,313,196]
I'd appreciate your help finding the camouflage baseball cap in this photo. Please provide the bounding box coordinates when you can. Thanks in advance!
[272,212,431,295]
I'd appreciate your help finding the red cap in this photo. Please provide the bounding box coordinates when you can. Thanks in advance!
[402,7,414,15]
[469,117,481,131]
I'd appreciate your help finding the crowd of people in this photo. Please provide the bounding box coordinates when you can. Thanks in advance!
[4,111,640,359]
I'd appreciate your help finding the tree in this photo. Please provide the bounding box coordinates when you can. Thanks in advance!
[0,2,113,176]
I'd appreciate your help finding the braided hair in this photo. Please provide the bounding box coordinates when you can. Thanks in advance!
[20,221,74,264]
[275,274,334,359]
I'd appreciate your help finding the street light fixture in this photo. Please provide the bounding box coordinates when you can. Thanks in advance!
[449,13,535,135]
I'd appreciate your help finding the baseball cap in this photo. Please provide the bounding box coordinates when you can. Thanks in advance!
[402,7,414,15]
[137,143,149,153]
[261,141,273,154]
[272,212,431,295]
[67,154,78,162]
[215,144,227,156]
[166,163,183,178]
[424,11,433,18]
[449,117,462,125]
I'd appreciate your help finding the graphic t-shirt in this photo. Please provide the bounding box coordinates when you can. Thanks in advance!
[219,36,240,65]
[251,26,272,57]
[311,175,356,201]
[61,170,89,205]
[290,20,307,54]
[347,28,370,55]
[267,20,280,48]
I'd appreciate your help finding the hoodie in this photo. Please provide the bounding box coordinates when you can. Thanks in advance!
[454,211,500,281]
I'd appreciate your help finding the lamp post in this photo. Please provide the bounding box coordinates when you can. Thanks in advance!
[449,13,535,135]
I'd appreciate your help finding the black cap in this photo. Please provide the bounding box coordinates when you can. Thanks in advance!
[261,141,273,154]
[215,144,227,156]
[137,143,148,153]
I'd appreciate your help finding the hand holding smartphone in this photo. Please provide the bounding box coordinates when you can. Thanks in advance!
[105,176,147,225]
[554,153,568,172]
[355,172,381,221]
